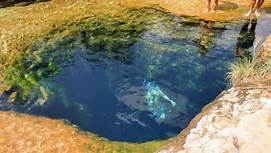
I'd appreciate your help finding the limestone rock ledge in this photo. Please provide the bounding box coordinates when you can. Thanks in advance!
[159,87,271,153]
[158,36,271,153]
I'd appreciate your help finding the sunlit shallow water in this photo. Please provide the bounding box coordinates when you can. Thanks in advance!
[1,8,271,142]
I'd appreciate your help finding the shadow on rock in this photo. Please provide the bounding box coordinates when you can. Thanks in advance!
[0,0,49,8]
[217,1,239,11]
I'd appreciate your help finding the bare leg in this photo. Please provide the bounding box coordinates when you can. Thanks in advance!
[254,9,260,16]
[204,0,212,12]
[255,0,265,16]
[257,0,265,8]
[245,0,256,16]
[211,0,219,12]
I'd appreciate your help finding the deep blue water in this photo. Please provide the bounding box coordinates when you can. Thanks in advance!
[1,13,271,142]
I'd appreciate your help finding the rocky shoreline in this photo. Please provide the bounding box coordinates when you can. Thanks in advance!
[0,0,271,152]
[158,35,271,153]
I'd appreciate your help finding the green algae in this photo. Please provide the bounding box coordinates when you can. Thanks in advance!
[1,40,73,103]
[0,7,229,152]
[84,131,170,153]
[0,7,194,102]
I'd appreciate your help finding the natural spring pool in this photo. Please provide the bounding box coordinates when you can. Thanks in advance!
[1,8,271,142]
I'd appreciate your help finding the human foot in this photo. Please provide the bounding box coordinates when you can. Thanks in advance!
[255,10,260,16]
[204,9,210,13]
[210,9,216,13]
[245,11,252,17]
[170,101,176,107]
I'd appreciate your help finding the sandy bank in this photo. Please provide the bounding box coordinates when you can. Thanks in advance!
[0,0,271,152]
[0,111,167,153]
[121,0,271,21]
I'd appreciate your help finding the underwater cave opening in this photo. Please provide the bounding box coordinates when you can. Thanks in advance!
[1,8,271,143]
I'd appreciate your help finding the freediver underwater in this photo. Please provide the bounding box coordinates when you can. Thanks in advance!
[143,80,177,121]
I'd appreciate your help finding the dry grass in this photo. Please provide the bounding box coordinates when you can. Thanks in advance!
[228,36,271,87]
[228,58,254,86]
[228,59,271,86]
[0,0,271,152]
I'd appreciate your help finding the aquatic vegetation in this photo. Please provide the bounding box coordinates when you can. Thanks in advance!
[139,41,206,94]
[0,8,151,105]
[0,6,252,142]
[85,132,169,153]
[0,39,74,105]
[0,7,230,105]
[0,0,270,152]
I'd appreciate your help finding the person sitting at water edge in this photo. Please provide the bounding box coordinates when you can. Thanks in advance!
[245,0,265,16]
[205,0,219,13]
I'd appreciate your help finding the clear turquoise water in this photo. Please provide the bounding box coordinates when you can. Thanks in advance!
[1,10,271,142]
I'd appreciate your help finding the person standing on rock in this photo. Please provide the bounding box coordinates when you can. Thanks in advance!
[205,0,219,13]
[245,0,265,16]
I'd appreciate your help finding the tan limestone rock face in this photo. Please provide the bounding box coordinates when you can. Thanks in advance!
[158,34,271,153]
[158,87,271,153]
